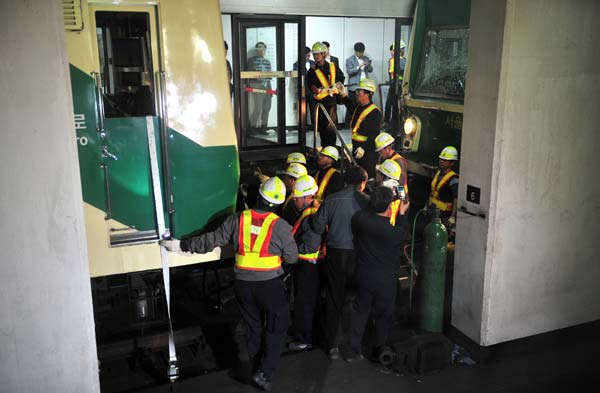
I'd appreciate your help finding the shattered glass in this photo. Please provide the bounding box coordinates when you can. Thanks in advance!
[414,28,469,100]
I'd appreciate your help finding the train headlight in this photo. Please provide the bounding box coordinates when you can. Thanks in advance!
[404,115,420,136]
[402,115,422,152]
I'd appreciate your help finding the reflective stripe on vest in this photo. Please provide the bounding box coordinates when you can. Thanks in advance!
[315,62,336,89]
[390,152,409,196]
[389,199,401,226]
[388,58,394,78]
[351,103,378,142]
[235,210,282,271]
[428,170,457,212]
[316,167,337,203]
[292,207,325,261]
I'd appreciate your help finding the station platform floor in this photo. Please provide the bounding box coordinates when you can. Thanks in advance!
[131,320,600,393]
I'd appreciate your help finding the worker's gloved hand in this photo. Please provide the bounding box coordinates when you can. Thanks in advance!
[447,216,456,231]
[354,146,365,159]
[335,81,347,97]
[160,239,181,252]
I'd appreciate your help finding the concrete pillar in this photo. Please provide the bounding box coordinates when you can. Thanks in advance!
[453,0,600,346]
[0,1,100,392]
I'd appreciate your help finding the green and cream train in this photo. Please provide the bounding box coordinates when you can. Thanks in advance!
[65,0,238,278]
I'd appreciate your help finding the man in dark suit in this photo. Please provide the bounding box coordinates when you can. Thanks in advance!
[322,41,340,68]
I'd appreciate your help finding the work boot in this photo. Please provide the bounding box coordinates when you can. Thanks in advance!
[340,344,361,363]
[328,347,340,360]
[288,341,312,351]
[252,371,272,392]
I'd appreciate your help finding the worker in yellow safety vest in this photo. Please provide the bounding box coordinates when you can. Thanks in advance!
[375,159,410,225]
[280,162,308,215]
[306,41,345,147]
[160,177,298,391]
[283,175,327,351]
[314,146,344,203]
[375,132,409,202]
[429,146,459,229]
[384,41,406,130]
[339,78,382,178]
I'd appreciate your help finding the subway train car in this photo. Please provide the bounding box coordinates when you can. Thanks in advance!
[65,0,238,276]
[401,0,470,176]
[64,0,240,351]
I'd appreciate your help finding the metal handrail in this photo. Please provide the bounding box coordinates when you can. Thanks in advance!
[314,102,357,166]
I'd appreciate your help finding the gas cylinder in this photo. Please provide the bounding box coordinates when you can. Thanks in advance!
[419,208,448,333]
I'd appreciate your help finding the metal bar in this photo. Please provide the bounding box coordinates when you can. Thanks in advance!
[157,71,174,215]
[100,164,112,220]
[92,72,105,136]
[314,102,357,166]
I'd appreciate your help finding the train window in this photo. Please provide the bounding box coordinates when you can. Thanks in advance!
[414,28,469,100]
[95,11,156,118]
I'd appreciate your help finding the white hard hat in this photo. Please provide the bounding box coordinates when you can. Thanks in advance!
[320,146,339,161]
[292,175,318,198]
[375,132,395,152]
[259,177,286,204]
[287,152,307,165]
[284,163,308,179]
[439,146,459,161]
[376,159,401,180]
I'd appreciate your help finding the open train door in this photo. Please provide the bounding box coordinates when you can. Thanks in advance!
[232,15,306,162]
[83,4,166,246]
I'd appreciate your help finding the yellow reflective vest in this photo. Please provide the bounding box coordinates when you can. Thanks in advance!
[235,210,282,271]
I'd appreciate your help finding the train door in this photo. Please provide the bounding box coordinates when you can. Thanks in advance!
[88,5,164,246]
[232,16,305,161]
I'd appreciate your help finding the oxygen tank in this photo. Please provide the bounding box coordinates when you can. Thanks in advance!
[419,208,448,333]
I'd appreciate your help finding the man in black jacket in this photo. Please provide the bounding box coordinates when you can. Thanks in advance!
[310,165,369,359]
[341,186,409,362]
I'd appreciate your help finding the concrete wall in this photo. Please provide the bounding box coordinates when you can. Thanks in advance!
[453,0,600,346]
[0,1,100,392]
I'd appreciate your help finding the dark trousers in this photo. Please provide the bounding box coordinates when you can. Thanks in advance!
[315,103,338,147]
[344,90,358,127]
[234,277,289,378]
[323,248,356,349]
[250,92,273,128]
[384,84,398,126]
[355,149,378,179]
[349,271,396,353]
[292,262,320,343]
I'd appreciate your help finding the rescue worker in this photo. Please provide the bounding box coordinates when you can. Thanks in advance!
[284,175,325,351]
[306,41,345,147]
[310,165,370,359]
[341,186,409,362]
[160,177,298,391]
[375,132,409,202]
[314,146,344,203]
[429,146,459,229]
[280,163,308,217]
[383,41,406,130]
[375,159,410,225]
[339,79,382,178]
[287,152,307,165]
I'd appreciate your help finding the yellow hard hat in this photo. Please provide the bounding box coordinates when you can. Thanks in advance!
[320,146,339,162]
[375,132,395,152]
[259,176,286,205]
[400,40,407,49]
[287,152,306,165]
[439,146,459,161]
[284,163,307,179]
[311,42,327,54]
[357,78,376,93]
[376,159,401,180]
[292,175,319,198]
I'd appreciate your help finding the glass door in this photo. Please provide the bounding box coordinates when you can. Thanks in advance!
[233,16,305,161]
